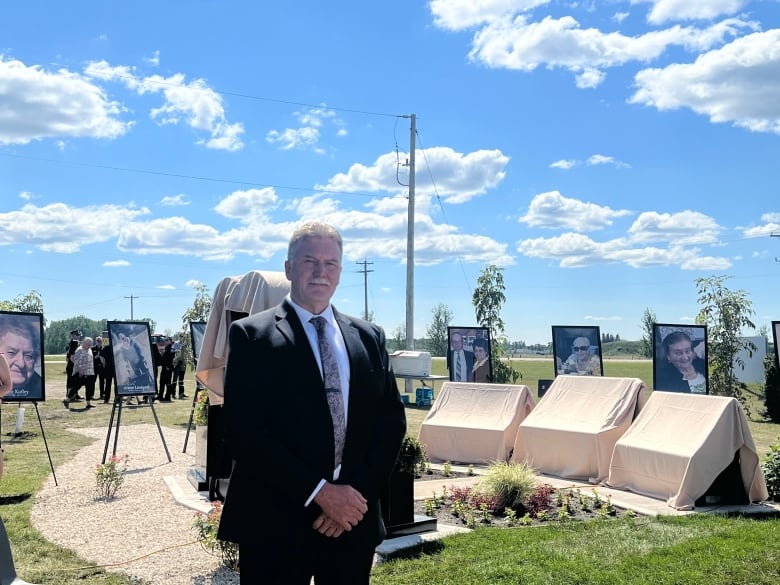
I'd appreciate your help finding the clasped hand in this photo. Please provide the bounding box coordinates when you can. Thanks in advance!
[312,482,367,538]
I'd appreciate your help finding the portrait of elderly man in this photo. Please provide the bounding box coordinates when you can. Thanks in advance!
[0,313,44,400]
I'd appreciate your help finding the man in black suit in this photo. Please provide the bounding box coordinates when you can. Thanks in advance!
[448,331,475,382]
[217,221,407,584]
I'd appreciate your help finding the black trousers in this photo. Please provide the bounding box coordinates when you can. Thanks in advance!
[99,371,114,401]
[68,375,97,401]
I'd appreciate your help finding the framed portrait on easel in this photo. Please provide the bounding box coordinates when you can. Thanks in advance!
[551,325,603,378]
[446,326,492,383]
[190,321,207,363]
[653,323,708,394]
[0,311,45,402]
[108,321,157,396]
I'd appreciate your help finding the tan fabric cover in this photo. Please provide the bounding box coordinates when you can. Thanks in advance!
[417,382,535,464]
[607,392,768,510]
[195,271,289,405]
[511,375,645,483]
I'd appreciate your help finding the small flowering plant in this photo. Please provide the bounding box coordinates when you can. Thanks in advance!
[193,389,209,426]
[192,502,239,571]
[94,454,130,499]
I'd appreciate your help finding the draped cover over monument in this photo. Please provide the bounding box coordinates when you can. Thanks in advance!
[195,270,290,405]
[511,375,645,483]
[607,392,768,510]
[418,382,535,464]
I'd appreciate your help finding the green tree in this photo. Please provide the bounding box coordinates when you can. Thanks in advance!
[471,265,520,384]
[640,307,657,358]
[45,316,106,355]
[388,324,406,353]
[424,303,453,357]
[695,275,756,412]
[179,283,213,368]
[0,290,45,322]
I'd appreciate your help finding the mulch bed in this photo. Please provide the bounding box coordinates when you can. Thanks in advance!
[413,478,639,528]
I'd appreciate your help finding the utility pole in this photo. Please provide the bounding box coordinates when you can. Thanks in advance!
[404,113,416,393]
[355,259,374,321]
[124,295,139,320]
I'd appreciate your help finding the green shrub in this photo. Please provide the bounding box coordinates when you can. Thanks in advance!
[476,460,536,510]
[761,439,780,501]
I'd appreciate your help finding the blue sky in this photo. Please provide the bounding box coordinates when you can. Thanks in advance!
[1,0,779,345]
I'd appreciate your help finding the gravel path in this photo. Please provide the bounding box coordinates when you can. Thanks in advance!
[31,424,240,585]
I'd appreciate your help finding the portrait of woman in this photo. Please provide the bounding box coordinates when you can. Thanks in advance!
[551,325,604,378]
[471,337,492,383]
[559,336,602,376]
[653,325,708,394]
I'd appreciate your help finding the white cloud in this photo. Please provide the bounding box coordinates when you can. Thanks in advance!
[157,284,175,290]
[0,56,130,145]
[319,147,510,204]
[627,210,721,245]
[214,188,279,222]
[85,60,245,150]
[103,260,130,267]
[630,0,749,24]
[550,159,578,169]
[185,279,205,288]
[630,30,780,134]
[160,194,191,206]
[519,191,632,231]
[584,315,623,321]
[517,232,732,269]
[429,0,550,31]
[266,106,345,153]
[0,203,149,253]
[587,154,630,168]
[742,211,780,238]
[448,11,755,88]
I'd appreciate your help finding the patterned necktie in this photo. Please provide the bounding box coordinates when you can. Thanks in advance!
[456,352,462,380]
[310,316,346,467]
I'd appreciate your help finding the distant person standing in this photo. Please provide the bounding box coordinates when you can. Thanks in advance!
[65,337,96,409]
[92,336,105,399]
[97,336,115,403]
[65,329,82,400]
[170,341,188,399]
[158,338,175,401]
[448,331,474,382]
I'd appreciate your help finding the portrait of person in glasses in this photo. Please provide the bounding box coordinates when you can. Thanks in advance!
[559,336,602,376]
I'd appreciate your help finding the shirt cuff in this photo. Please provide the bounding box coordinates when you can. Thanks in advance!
[305,479,327,507]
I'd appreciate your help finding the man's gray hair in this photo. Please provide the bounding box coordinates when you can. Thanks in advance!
[287,221,343,261]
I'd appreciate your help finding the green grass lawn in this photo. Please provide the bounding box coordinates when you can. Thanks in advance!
[0,356,778,584]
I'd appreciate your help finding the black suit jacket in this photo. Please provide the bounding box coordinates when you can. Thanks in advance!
[218,300,406,551]
[448,348,475,382]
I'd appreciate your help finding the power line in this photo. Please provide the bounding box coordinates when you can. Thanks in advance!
[0,151,388,199]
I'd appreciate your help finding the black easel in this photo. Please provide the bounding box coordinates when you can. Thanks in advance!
[0,401,57,486]
[182,382,204,453]
[102,396,172,464]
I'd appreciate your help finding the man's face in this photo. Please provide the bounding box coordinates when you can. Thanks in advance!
[452,334,463,351]
[285,235,342,314]
[0,331,35,386]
